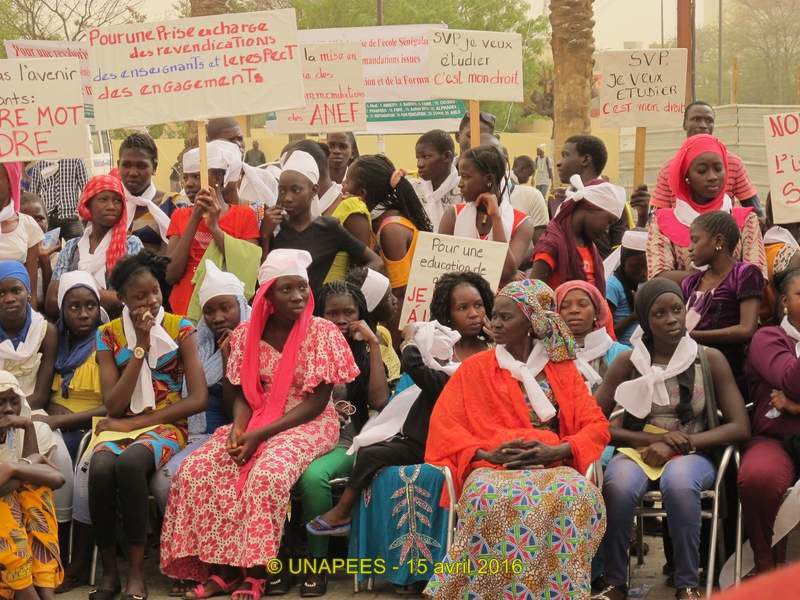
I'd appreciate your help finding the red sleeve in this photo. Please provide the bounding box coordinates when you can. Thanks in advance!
[650,160,674,209]
[167,207,191,238]
[534,252,556,270]
[236,205,260,240]
[729,153,758,201]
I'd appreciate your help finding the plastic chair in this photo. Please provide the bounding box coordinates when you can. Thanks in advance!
[68,431,98,586]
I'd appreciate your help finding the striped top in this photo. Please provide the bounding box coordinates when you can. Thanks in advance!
[650,150,758,210]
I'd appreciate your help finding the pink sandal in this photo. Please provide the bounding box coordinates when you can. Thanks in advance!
[184,574,242,600]
[230,578,265,600]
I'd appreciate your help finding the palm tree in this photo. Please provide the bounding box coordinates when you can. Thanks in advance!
[549,0,595,155]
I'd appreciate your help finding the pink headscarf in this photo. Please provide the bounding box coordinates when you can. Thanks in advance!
[1,163,22,211]
[555,279,617,340]
[656,134,751,247]
[236,249,314,491]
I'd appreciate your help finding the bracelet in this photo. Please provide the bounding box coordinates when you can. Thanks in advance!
[19,457,32,465]
[399,340,417,353]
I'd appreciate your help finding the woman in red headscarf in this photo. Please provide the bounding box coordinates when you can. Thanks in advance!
[160,249,359,600]
[0,162,44,308]
[45,175,145,319]
[646,134,766,284]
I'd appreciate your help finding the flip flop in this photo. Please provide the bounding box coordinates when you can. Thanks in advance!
[184,575,242,600]
[305,516,351,536]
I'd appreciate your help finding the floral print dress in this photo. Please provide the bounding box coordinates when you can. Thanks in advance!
[159,317,359,582]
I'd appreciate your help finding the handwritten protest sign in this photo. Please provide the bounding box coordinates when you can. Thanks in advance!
[4,40,93,121]
[300,25,464,134]
[426,29,523,102]
[592,48,687,128]
[399,232,507,327]
[0,58,89,161]
[87,9,304,130]
[270,43,365,134]
[764,111,800,224]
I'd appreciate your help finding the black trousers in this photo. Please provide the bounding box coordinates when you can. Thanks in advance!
[348,437,424,492]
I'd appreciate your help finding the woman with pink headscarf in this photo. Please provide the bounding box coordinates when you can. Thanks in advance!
[0,163,45,308]
[646,134,766,284]
[160,248,359,600]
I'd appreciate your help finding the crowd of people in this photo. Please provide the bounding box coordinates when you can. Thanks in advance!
[1,101,798,600]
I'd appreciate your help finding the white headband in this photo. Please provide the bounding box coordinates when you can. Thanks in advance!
[57,271,101,310]
[258,249,312,285]
[199,260,246,308]
[181,140,243,186]
[0,369,24,399]
[361,269,390,312]
[281,150,319,185]
[182,147,200,174]
[621,229,648,251]
[567,174,627,219]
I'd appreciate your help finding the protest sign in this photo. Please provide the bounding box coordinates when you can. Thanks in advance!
[4,39,94,121]
[269,43,366,134]
[399,232,507,327]
[87,9,305,130]
[0,58,89,161]
[426,29,523,102]
[299,25,464,134]
[592,48,687,128]
[764,111,800,224]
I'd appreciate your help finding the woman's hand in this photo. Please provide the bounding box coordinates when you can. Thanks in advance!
[475,192,500,218]
[349,320,379,345]
[482,316,495,342]
[31,413,67,431]
[130,306,155,351]
[227,430,261,466]
[226,425,243,455]
[261,206,285,234]
[94,417,135,434]
[770,390,800,415]
[502,441,571,469]
[218,329,234,367]
[477,439,528,465]
[640,441,674,468]
[0,415,32,431]
[195,186,223,228]
[661,430,694,455]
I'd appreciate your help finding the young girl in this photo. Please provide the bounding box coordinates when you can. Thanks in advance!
[0,370,65,600]
[87,251,206,600]
[343,155,433,324]
[20,193,58,311]
[647,134,766,283]
[295,281,389,596]
[262,151,383,295]
[409,129,461,229]
[160,249,359,600]
[595,279,750,600]
[326,132,359,185]
[117,133,171,254]
[682,210,764,389]
[46,175,144,319]
[531,175,626,293]
[556,280,629,393]
[438,144,534,285]
[605,228,648,345]
[0,163,44,308]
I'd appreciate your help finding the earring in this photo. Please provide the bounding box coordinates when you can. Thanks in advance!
[715,244,723,252]
[785,306,789,315]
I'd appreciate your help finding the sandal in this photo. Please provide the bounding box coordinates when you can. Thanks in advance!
[230,578,265,600]
[123,594,148,600]
[88,583,121,600]
[184,575,243,600]
[300,573,327,598]
[169,580,191,598]
[265,571,294,596]
[305,516,351,537]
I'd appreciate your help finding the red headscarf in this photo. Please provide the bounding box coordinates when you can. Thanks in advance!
[1,162,22,211]
[555,279,617,340]
[237,257,315,492]
[78,175,128,272]
[668,133,729,212]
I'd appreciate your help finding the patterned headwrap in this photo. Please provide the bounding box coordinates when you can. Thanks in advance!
[497,278,576,362]
[78,175,128,272]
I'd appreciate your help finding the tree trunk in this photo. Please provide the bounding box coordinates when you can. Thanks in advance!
[189,0,228,16]
[549,0,595,155]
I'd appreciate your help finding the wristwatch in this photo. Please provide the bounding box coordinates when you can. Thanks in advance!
[133,346,146,360]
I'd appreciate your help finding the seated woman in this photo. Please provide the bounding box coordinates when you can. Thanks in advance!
[160,249,359,600]
[165,140,260,317]
[594,278,750,600]
[409,129,461,229]
[531,176,626,293]
[739,268,800,575]
[292,281,389,596]
[424,279,610,599]
[439,144,534,285]
[46,174,144,319]
[682,211,764,392]
[0,163,45,308]
[261,151,384,295]
[604,228,648,345]
[0,370,65,600]
[555,280,629,393]
[646,134,766,284]
[87,251,207,600]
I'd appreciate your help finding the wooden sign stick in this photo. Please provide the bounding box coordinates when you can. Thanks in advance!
[633,126,647,187]
[469,99,481,150]
[197,120,209,189]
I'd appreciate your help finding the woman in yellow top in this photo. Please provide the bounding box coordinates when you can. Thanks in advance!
[343,155,433,343]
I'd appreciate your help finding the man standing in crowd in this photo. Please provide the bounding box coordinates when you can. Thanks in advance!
[244,140,266,167]
[456,111,496,156]
[27,158,89,240]
[533,144,553,200]
[650,100,763,216]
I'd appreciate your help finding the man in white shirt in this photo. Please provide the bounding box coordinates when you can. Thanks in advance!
[510,155,548,242]
[532,144,553,201]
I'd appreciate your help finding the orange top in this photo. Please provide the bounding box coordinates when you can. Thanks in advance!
[377,216,418,289]
[534,245,596,290]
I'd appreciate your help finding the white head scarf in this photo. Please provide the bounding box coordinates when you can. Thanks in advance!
[182,148,200,174]
[361,269,390,312]
[603,228,649,276]
[258,249,313,285]
[566,173,626,219]
[0,370,53,462]
[57,271,110,323]
[199,260,246,308]
[281,151,319,186]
